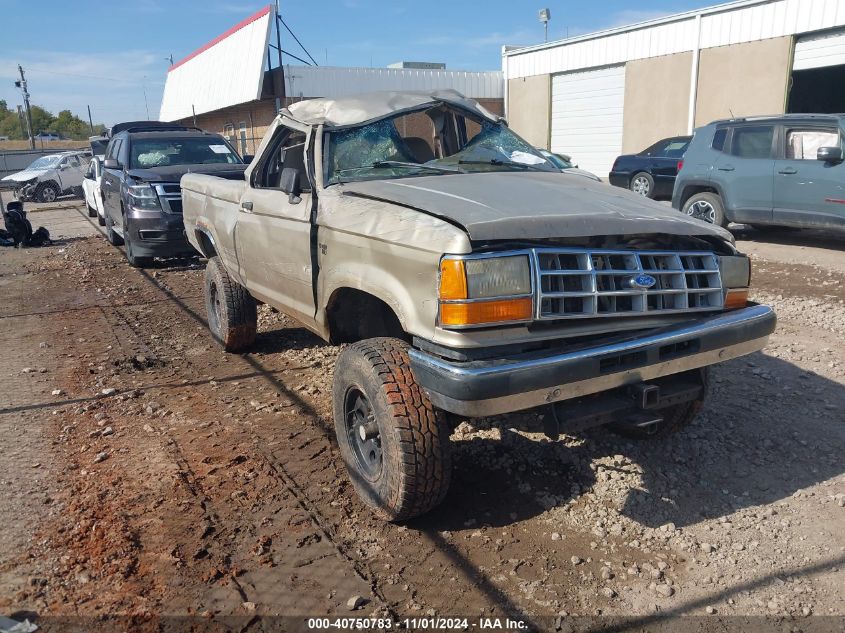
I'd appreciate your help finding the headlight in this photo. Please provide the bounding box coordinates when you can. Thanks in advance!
[719,255,751,310]
[439,254,533,327]
[127,183,160,210]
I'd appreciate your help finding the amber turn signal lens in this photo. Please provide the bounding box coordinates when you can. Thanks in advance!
[724,288,749,310]
[440,297,533,326]
[439,259,468,300]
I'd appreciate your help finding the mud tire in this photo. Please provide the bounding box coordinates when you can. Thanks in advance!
[333,338,452,521]
[204,256,256,352]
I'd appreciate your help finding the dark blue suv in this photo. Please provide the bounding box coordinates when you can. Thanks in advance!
[672,114,845,231]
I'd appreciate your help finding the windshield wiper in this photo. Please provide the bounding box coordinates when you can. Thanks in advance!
[371,160,462,174]
[458,159,547,171]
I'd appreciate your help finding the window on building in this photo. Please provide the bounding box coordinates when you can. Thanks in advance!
[223,123,234,141]
[730,125,774,159]
[784,128,839,160]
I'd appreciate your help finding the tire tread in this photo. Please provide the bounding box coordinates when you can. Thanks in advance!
[336,338,451,521]
[205,256,257,352]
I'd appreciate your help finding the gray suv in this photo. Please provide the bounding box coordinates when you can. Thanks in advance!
[672,114,845,232]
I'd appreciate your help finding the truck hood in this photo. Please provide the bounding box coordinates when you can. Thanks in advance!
[1,168,47,183]
[340,172,732,242]
[126,163,247,183]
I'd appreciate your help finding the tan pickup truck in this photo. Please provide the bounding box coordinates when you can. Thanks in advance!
[181,90,776,521]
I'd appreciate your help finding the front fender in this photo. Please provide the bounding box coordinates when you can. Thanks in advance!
[317,250,439,339]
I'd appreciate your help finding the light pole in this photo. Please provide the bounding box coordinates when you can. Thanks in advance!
[14,65,35,149]
[539,8,551,43]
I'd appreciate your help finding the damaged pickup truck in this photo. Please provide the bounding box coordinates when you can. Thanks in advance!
[181,90,776,521]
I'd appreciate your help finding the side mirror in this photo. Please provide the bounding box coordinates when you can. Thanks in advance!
[280,167,302,204]
[242,154,254,164]
[103,158,122,170]
[817,146,843,163]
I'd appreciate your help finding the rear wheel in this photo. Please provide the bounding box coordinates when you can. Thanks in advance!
[204,256,257,352]
[630,172,654,198]
[332,338,452,521]
[683,192,726,227]
[87,202,97,218]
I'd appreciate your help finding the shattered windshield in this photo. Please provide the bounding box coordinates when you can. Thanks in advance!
[325,106,555,184]
[27,155,62,170]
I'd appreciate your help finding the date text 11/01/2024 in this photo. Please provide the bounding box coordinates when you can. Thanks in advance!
[307,617,528,630]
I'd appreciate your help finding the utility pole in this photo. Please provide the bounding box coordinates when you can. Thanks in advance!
[274,0,283,68]
[14,65,35,149]
[142,76,150,119]
[87,105,95,135]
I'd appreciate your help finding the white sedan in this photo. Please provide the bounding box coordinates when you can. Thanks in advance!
[82,157,106,226]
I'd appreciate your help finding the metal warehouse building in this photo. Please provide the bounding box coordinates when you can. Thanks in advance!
[159,5,502,157]
[503,0,845,178]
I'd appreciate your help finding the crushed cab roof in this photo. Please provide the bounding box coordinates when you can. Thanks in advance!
[281,89,500,128]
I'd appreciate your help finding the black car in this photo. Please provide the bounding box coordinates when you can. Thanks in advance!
[101,123,247,267]
[609,136,691,199]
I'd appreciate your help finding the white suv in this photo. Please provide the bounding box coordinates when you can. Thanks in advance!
[1,151,89,203]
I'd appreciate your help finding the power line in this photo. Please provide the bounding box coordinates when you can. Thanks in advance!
[278,15,318,65]
[22,67,164,85]
[281,49,312,66]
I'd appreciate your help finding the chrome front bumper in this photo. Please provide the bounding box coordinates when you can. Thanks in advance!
[408,304,776,417]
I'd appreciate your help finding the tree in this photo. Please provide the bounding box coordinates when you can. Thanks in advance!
[0,103,106,140]
[29,105,55,136]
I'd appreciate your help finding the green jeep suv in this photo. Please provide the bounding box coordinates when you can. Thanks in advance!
[672,114,845,232]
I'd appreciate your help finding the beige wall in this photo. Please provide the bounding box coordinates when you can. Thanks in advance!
[695,36,792,127]
[507,75,550,148]
[622,52,692,154]
[182,97,505,158]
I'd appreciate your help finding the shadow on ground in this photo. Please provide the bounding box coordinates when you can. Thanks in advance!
[731,225,845,250]
[410,350,844,532]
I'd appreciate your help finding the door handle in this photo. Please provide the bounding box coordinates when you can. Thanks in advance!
[241,201,253,212]
[778,167,797,175]
[718,165,735,171]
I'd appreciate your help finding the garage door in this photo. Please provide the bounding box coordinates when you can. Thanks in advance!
[794,28,845,70]
[550,65,626,179]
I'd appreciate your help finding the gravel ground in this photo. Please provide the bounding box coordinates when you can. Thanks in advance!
[0,206,843,631]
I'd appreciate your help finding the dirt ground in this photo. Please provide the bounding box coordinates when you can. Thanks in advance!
[0,204,843,632]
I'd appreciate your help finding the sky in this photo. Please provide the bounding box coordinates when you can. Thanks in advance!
[0,0,712,126]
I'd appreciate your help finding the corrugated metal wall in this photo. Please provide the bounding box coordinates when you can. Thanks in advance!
[794,27,845,69]
[159,9,273,122]
[504,0,845,79]
[283,66,503,100]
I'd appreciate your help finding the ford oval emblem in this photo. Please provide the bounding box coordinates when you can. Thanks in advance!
[629,273,657,290]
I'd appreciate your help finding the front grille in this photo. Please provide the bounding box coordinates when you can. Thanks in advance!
[153,183,182,214]
[534,249,723,319]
